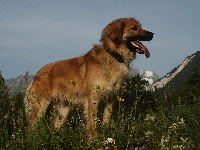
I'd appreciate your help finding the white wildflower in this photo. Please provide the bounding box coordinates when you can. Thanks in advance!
[180,137,188,143]
[169,118,185,131]
[160,135,170,145]
[144,114,155,121]
[106,138,115,144]
[172,145,179,149]
[172,145,185,149]
[145,131,153,138]
[177,118,185,126]
[169,123,178,129]
[11,134,15,139]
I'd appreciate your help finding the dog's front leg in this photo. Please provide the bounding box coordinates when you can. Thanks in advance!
[102,101,113,125]
[84,97,99,137]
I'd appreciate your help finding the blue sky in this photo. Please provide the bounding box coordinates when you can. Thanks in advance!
[0,0,200,79]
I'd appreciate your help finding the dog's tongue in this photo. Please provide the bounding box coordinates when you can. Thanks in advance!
[131,41,150,58]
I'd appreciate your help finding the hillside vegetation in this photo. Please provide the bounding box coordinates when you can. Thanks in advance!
[0,65,199,149]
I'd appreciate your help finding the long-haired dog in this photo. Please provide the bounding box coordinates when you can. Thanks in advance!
[24,18,153,135]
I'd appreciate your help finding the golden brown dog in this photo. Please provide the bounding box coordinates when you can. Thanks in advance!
[24,18,153,135]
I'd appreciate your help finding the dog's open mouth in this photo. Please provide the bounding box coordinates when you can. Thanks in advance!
[131,41,150,58]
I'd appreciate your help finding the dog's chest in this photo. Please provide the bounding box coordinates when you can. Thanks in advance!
[93,63,129,94]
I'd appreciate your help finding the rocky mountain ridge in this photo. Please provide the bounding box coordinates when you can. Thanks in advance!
[151,55,195,91]
[151,51,200,95]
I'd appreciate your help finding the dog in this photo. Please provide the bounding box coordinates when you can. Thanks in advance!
[24,18,153,135]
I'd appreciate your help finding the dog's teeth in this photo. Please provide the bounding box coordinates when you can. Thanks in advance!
[132,42,139,48]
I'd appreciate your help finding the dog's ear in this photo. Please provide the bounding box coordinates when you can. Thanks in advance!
[101,20,125,44]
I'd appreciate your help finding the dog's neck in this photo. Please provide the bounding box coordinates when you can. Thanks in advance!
[107,49,125,64]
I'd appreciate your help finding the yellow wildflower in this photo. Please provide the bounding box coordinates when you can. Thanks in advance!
[118,97,124,102]
[4,114,9,119]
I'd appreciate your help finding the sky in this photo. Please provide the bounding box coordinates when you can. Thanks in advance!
[0,0,200,79]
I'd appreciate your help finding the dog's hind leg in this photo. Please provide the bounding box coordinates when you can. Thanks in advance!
[25,96,51,131]
[53,101,70,129]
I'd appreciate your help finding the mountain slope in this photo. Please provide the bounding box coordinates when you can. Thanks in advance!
[151,51,200,95]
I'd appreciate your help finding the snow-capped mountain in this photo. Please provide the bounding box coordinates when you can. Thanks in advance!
[130,68,160,89]
[151,51,200,93]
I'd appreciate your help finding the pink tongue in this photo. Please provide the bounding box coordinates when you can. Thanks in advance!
[131,41,150,58]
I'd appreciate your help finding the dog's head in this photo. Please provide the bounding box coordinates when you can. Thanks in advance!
[100,18,153,59]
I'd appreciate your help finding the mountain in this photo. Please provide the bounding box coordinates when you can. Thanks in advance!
[5,68,160,95]
[6,50,199,97]
[151,51,200,97]
[130,68,160,89]
[5,75,34,95]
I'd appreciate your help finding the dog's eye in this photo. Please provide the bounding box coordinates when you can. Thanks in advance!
[131,26,138,30]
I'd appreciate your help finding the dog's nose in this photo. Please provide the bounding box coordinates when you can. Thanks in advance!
[147,31,154,39]
[148,31,154,36]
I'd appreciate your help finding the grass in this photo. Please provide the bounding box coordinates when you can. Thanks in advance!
[0,76,199,149]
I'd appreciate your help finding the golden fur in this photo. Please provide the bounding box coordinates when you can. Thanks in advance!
[24,18,153,135]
